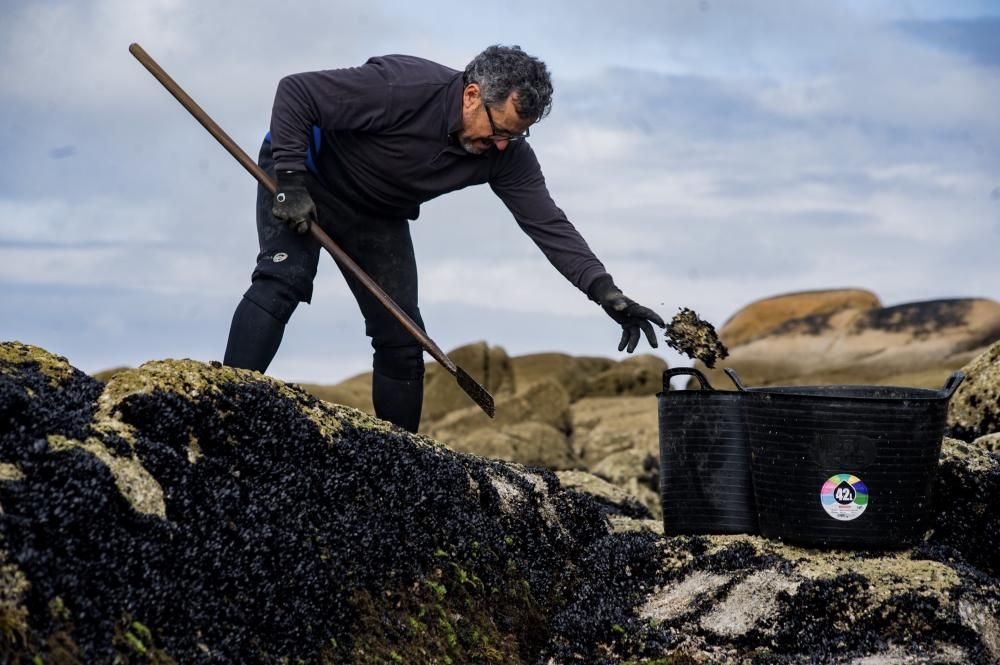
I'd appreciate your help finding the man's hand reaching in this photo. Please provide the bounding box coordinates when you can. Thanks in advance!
[588,276,666,353]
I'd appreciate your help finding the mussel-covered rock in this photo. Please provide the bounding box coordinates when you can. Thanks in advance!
[948,339,1000,442]
[2,341,997,664]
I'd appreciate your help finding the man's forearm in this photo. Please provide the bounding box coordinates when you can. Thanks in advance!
[514,215,611,294]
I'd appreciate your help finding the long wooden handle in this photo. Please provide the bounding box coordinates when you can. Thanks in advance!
[128,43,457,374]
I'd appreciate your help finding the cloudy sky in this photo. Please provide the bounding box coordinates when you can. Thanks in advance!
[2,0,999,384]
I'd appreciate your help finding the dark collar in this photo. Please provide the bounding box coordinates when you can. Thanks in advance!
[444,72,465,138]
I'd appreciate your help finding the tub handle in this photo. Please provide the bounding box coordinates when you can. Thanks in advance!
[663,367,715,391]
[723,367,748,392]
[941,371,965,399]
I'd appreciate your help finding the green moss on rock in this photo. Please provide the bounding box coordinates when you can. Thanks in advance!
[0,551,30,658]
[349,551,543,664]
[0,342,75,387]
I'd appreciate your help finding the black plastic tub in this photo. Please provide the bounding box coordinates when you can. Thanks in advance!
[657,368,757,535]
[727,369,965,548]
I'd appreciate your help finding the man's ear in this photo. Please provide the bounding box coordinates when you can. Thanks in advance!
[463,83,481,110]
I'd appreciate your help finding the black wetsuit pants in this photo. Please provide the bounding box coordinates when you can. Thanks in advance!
[224,141,425,432]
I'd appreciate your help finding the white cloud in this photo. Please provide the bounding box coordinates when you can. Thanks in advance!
[2,0,998,383]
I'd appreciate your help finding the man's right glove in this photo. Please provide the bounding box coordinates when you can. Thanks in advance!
[272,170,317,235]
[588,275,666,353]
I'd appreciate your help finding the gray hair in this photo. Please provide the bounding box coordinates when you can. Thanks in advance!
[463,45,553,122]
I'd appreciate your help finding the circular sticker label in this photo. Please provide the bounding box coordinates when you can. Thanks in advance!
[272,252,288,263]
[820,474,869,521]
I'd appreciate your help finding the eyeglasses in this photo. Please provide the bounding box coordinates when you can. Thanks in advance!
[483,103,530,142]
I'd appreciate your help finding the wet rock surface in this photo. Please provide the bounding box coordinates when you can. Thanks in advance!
[4,341,999,664]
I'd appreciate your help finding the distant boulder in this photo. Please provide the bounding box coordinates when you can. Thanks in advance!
[425,379,571,443]
[719,288,881,347]
[591,448,661,519]
[440,421,575,470]
[509,352,615,400]
[300,341,515,424]
[577,354,667,398]
[510,352,668,401]
[570,395,659,467]
[420,341,515,427]
[696,297,1000,389]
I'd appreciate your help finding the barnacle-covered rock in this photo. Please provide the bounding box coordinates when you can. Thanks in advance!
[926,438,1000,578]
[948,339,1000,442]
[0,342,640,663]
[628,534,999,665]
[556,470,653,519]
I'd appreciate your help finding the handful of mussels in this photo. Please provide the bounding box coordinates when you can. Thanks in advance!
[664,307,729,368]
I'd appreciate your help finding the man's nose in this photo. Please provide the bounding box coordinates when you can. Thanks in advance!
[494,138,509,151]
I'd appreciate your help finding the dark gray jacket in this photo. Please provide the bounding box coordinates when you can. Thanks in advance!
[269,54,609,294]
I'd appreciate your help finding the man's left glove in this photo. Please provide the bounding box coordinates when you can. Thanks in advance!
[272,170,317,235]
[588,275,666,353]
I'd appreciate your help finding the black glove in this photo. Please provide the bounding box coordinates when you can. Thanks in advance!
[272,170,316,235]
[588,275,666,353]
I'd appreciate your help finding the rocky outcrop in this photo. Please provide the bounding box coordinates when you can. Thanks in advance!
[2,341,999,664]
[696,297,1000,389]
[570,396,659,465]
[509,352,616,400]
[948,339,1000,442]
[591,449,661,519]
[425,379,571,442]
[931,438,1000,578]
[567,397,661,517]
[508,353,666,401]
[718,288,881,347]
[974,433,1000,453]
[576,354,667,398]
[301,341,517,425]
[419,341,515,426]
